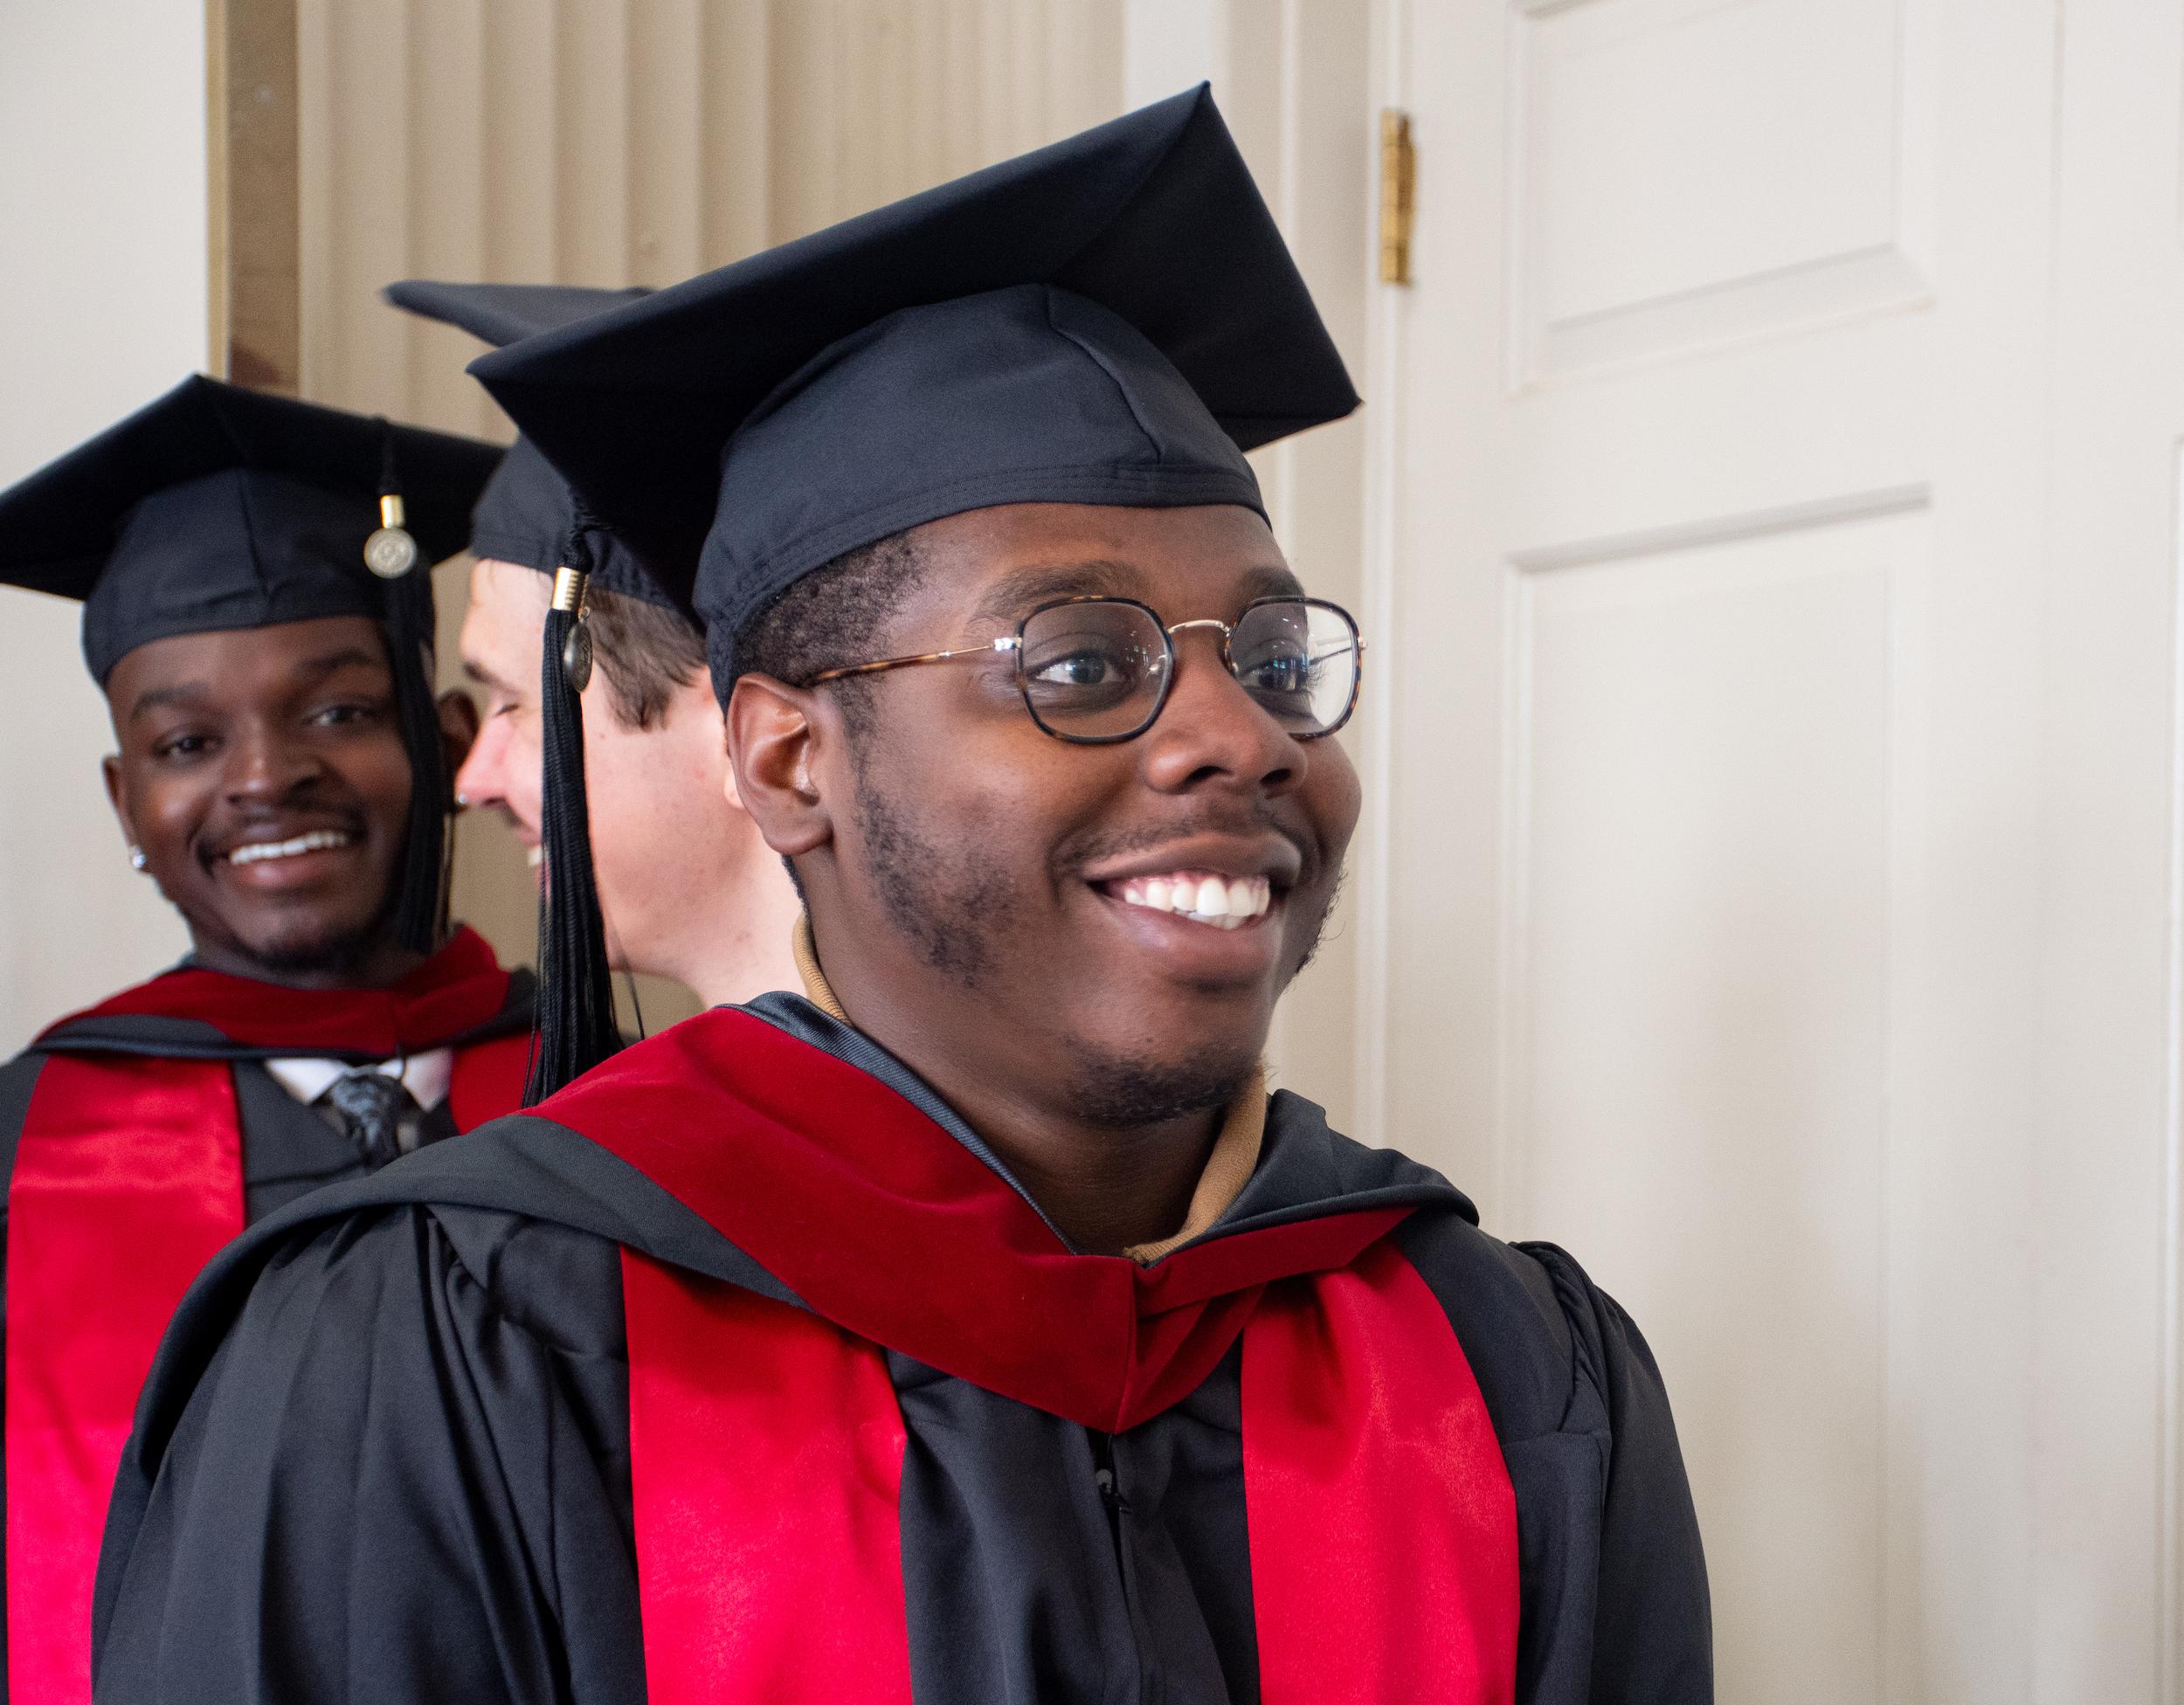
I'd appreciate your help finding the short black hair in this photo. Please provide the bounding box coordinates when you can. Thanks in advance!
[725,528,930,739]
[588,587,707,730]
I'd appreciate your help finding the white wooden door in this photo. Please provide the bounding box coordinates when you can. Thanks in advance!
[1353,0,2184,1697]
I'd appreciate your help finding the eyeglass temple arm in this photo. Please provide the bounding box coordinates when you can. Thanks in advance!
[807,635,1020,686]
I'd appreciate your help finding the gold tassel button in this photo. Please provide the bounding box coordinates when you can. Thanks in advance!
[364,495,418,578]
[555,565,594,690]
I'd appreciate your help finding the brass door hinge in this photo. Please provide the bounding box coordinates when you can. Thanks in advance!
[1379,108,1415,285]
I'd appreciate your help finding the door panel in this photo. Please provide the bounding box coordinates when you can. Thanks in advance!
[1515,510,1917,1700]
[1515,0,1923,379]
[1366,0,2066,1696]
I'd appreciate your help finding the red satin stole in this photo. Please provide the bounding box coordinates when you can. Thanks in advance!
[8,1056,239,1705]
[622,1237,1520,1705]
[623,1253,914,1705]
[553,1011,1416,1432]
[6,929,528,1705]
[1242,1239,1520,1703]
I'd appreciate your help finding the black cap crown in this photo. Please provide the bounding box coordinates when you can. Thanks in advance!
[0,375,497,680]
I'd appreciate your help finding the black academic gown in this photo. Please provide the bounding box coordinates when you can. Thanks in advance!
[93,994,1711,1704]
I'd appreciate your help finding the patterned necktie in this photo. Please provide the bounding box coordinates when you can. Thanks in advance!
[321,1069,417,1168]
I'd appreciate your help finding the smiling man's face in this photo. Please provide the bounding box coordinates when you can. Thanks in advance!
[100,614,422,984]
[743,501,1361,1129]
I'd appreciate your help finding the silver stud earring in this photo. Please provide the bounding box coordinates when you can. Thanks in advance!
[128,846,148,872]
[453,790,471,809]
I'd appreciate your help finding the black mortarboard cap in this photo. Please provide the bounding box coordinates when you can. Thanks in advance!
[0,374,503,953]
[471,84,1359,690]
[0,375,497,679]
[383,280,670,607]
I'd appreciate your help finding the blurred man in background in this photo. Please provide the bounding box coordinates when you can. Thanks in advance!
[391,281,801,1040]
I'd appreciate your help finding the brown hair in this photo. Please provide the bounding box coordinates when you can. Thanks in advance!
[588,587,708,730]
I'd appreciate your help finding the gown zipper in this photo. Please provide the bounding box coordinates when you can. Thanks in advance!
[1089,1427,1130,1569]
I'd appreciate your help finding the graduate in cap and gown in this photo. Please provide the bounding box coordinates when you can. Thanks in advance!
[384,280,801,1064]
[0,377,536,1703]
[94,90,1711,1703]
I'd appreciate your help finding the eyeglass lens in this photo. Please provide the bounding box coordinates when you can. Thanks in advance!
[1016,598,1359,741]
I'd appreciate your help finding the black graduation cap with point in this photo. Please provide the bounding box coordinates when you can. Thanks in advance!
[0,374,503,955]
[470,83,1359,690]
[383,280,669,607]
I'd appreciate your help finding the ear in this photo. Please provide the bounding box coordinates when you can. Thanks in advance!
[676,677,748,811]
[727,672,834,858]
[100,753,135,848]
[436,688,480,777]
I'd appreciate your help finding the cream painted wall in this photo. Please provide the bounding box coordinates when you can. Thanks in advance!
[0,3,207,1053]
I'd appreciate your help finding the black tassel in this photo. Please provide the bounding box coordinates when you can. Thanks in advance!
[524,522,623,1106]
[369,421,450,957]
[384,565,451,955]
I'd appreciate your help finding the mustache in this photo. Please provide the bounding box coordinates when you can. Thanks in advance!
[1052,806,1315,873]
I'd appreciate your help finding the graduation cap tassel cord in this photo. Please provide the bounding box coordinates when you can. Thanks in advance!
[382,557,452,955]
[370,418,453,957]
[524,531,623,1106]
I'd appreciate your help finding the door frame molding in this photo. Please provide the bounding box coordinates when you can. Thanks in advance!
[204,0,300,391]
[1353,0,1411,1149]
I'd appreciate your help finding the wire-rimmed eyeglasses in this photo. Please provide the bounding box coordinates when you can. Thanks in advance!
[805,594,1365,744]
